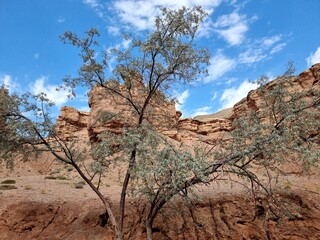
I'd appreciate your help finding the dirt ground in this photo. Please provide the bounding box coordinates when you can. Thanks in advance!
[0,155,320,240]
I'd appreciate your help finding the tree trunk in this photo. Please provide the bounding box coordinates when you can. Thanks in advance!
[72,163,123,240]
[146,219,153,240]
[119,149,137,232]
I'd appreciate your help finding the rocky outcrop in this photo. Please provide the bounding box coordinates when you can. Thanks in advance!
[55,106,89,141]
[87,78,179,141]
[55,63,320,145]
[231,63,320,121]
[176,118,232,144]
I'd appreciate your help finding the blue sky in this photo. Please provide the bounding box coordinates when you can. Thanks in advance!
[1,0,320,118]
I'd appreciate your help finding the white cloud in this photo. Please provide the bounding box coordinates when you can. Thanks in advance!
[237,34,286,64]
[1,74,12,87]
[107,26,120,35]
[107,38,131,52]
[83,0,100,8]
[306,47,320,66]
[262,35,281,47]
[112,0,222,31]
[121,39,131,49]
[78,105,90,112]
[83,0,105,18]
[113,1,158,31]
[211,91,218,101]
[216,23,248,46]
[193,106,212,116]
[219,80,258,109]
[0,74,18,93]
[175,89,189,112]
[270,43,286,54]
[214,12,249,46]
[197,19,214,38]
[30,76,70,107]
[57,16,65,23]
[204,51,236,83]
[238,48,266,64]
[225,77,237,85]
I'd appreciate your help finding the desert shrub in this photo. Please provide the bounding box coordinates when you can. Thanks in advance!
[74,181,86,189]
[0,185,17,190]
[1,179,16,184]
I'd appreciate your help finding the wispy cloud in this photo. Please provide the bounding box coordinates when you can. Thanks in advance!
[107,25,120,35]
[83,0,105,18]
[110,0,222,32]
[270,43,286,54]
[193,106,212,116]
[306,46,320,66]
[30,76,70,107]
[78,105,90,112]
[214,11,249,46]
[238,48,266,64]
[219,79,258,109]
[262,35,281,47]
[0,74,18,93]
[204,51,236,83]
[211,91,218,101]
[57,16,65,23]
[238,34,286,65]
[175,89,189,112]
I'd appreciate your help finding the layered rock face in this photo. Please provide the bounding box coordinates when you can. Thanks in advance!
[87,80,178,141]
[231,63,320,121]
[55,63,320,144]
[55,106,89,141]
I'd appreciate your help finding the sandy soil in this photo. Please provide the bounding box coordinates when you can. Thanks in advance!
[0,154,319,240]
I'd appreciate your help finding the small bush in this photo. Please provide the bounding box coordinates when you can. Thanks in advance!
[1,179,16,184]
[66,166,74,172]
[45,175,57,180]
[74,181,86,189]
[57,176,68,180]
[50,168,62,174]
[0,185,18,190]
[24,185,33,190]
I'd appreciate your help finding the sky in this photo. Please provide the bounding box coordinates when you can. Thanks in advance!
[1,0,320,119]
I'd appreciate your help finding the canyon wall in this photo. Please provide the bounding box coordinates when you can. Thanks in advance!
[55,63,320,144]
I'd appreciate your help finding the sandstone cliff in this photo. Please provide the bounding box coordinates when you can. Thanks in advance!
[55,106,89,141]
[55,63,320,145]
[87,80,178,142]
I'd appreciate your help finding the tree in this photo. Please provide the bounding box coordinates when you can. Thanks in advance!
[1,6,210,240]
[1,5,319,240]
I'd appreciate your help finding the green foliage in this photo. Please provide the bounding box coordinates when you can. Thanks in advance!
[0,85,56,168]
[216,63,320,193]
[1,5,319,240]
[129,127,211,200]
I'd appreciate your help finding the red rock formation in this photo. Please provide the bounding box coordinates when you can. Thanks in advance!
[87,78,178,141]
[231,63,320,121]
[55,106,89,141]
[55,63,320,145]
